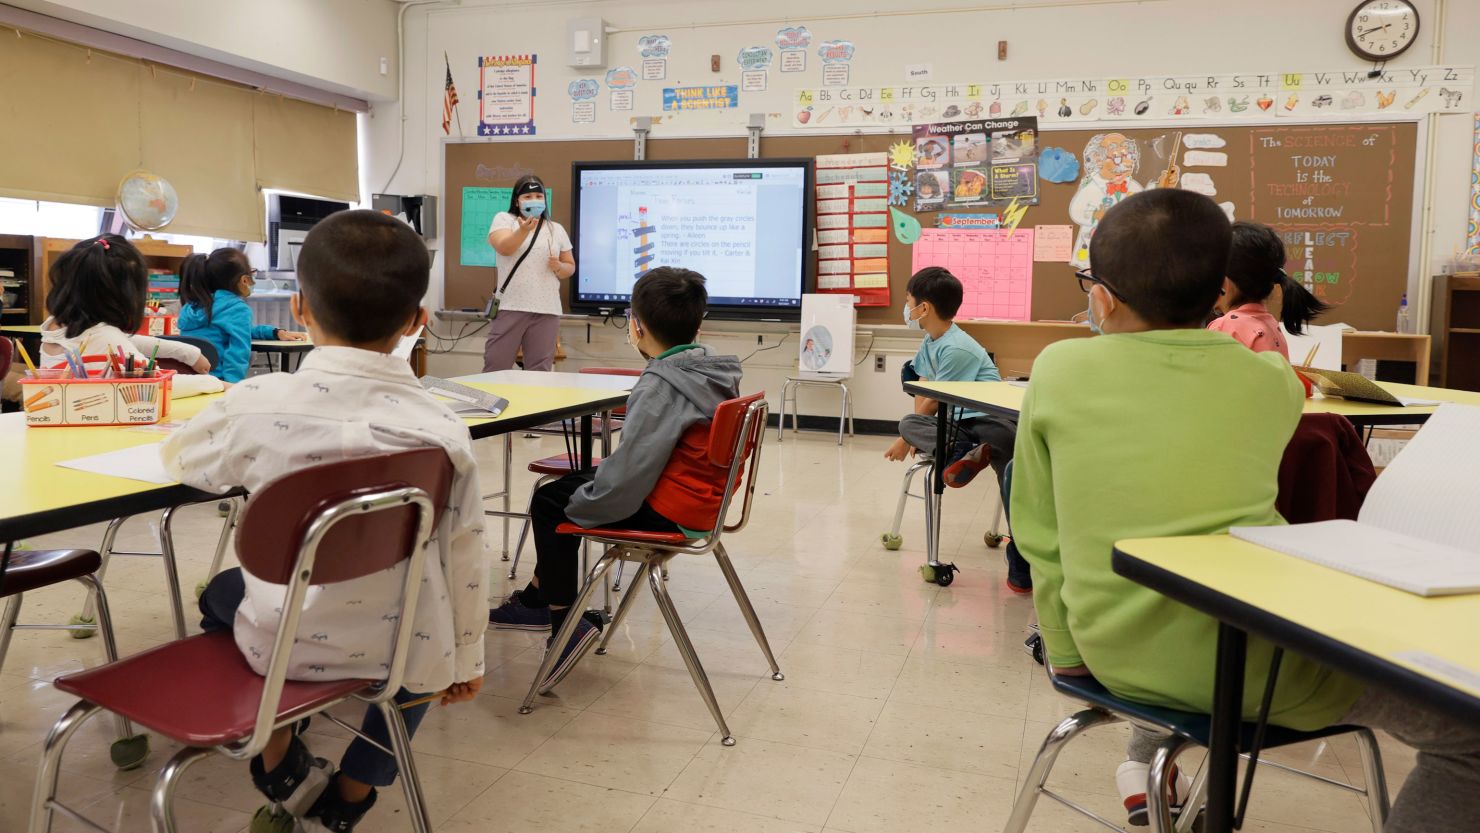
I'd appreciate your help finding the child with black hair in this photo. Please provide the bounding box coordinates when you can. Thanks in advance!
[1014,189,1480,832]
[489,266,741,689]
[164,211,487,833]
[39,235,223,397]
[178,247,307,382]
[1208,220,1330,357]
[886,266,1030,592]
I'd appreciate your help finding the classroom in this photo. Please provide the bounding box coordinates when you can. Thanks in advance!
[3,1,1480,831]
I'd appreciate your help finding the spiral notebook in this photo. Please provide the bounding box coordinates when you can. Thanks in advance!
[1231,403,1480,596]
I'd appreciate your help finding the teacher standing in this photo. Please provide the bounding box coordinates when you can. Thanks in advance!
[483,175,575,371]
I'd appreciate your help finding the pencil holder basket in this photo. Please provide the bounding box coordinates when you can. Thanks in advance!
[20,370,175,427]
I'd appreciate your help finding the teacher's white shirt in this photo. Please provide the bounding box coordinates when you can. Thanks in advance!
[489,212,572,316]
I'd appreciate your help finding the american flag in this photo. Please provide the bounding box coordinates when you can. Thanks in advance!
[442,53,460,135]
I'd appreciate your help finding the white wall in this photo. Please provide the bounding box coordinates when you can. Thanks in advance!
[7,0,400,101]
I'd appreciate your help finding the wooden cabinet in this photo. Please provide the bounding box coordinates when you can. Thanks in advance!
[0,234,36,324]
[1431,274,1480,392]
[36,236,194,321]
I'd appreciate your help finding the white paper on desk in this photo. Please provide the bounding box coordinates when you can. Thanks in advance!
[1281,323,1343,370]
[56,443,175,485]
[1360,403,1480,553]
[1398,397,1441,407]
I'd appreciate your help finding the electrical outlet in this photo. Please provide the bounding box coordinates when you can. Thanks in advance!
[874,355,887,372]
[757,335,764,344]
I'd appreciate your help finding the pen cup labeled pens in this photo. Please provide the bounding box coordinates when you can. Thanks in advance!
[19,370,175,427]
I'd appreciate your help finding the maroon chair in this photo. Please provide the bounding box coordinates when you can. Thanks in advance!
[518,393,781,745]
[1,335,12,378]
[30,449,452,833]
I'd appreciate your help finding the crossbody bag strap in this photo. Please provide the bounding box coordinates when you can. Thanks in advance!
[498,216,546,295]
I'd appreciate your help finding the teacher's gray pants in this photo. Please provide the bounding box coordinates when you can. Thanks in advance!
[483,310,559,372]
[1125,685,1480,833]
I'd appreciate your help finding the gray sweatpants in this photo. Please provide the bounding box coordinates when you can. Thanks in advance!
[898,411,1018,476]
[1126,686,1480,833]
[482,310,559,372]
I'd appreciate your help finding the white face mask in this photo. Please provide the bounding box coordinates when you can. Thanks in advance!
[903,301,923,330]
[627,319,650,359]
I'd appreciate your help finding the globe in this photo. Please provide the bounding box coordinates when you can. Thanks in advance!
[116,171,179,231]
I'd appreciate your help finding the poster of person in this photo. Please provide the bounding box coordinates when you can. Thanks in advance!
[1068,132,1144,267]
[915,170,948,211]
[913,117,1039,210]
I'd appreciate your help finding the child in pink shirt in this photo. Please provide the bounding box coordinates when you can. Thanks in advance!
[1208,221,1329,358]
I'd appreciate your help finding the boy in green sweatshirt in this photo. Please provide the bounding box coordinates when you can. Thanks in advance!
[1012,188,1480,832]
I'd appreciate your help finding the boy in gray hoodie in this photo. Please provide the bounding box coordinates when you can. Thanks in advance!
[489,267,742,688]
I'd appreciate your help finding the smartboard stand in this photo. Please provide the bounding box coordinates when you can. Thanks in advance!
[747,113,765,159]
[632,116,651,161]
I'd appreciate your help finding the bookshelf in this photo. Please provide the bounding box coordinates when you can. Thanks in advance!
[37,236,194,322]
[1431,274,1480,392]
[0,234,36,324]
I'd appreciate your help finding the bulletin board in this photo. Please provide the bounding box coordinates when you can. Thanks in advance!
[443,121,1416,330]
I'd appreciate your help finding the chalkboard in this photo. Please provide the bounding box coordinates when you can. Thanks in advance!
[443,121,1416,329]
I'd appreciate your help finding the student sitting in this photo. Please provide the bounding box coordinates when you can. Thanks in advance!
[178,247,307,383]
[1013,189,1480,832]
[162,211,487,833]
[884,266,1030,592]
[489,267,741,687]
[39,235,223,397]
[1208,220,1329,358]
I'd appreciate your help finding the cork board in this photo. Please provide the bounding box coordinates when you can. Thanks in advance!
[443,121,1415,330]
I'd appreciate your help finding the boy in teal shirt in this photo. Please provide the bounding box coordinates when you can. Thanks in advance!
[886,266,1030,591]
[1012,188,1480,832]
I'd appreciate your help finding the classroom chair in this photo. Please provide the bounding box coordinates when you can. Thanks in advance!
[157,335,220,373]
[518,393,782,745]
[1004,666,1389,833]
[30,448,450,833]
[776,375,854,445]
[0,545,149,770]
[879,451,1007,555]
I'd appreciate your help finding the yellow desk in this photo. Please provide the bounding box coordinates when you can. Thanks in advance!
[250,338,314,372]
[1113,534,1480,832]
[910,379,1480,427]
[1,323,42,337]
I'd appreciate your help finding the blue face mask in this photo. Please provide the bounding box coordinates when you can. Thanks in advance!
[520,199,546,218]
[1086,300,1102,335]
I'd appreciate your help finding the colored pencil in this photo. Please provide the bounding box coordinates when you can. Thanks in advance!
[146,344,160,372]
[15,340,37,375]
[397,690,449,710]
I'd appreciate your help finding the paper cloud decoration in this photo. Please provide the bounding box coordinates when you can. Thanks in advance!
[776,26,813,50]
[568,79,599,101]
[817,40,855,63]
[638,34,671,59]
[1039,147,1080,183]
[605,67,638,89]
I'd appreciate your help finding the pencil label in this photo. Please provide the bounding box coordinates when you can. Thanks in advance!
[22,383,62,424]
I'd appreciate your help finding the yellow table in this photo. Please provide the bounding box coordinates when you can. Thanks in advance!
[1113,534,1480,833]
[909,379,1480,427]
[250,338,314,372]
[1,323,42,337]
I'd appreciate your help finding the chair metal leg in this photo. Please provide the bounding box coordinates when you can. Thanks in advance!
[0,592,21,677]
[648,564,734,745]
[712,544,782,681]
[1147,734,1198,833]
[775,382,790,442]
[379,700,433,833]
[1353,728,1390,831]
[836,382,846,446]
[80,517,128,624]
[29,700,103,833]
[149,746,212,833]
[75,575,142,746]
[887,459,929,540]
[1003,708,1122,833]
[1176,757,1210,833]
[611,559,626,593]
[520,550,621,712]
[596,561,650,655]
[502,433,513,560]
[922,462,943,568]
[203,497,240,585]
[157,506,188,639]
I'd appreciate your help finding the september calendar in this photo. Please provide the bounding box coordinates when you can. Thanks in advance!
[910,228,1034,322]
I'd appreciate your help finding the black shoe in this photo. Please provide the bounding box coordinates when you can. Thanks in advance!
[249,735,335,816]
[301,777,378,833]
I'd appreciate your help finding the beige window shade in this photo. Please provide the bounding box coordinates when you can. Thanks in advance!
[253,95,359,203]
[141,71,262,242]
[0,33,141,206]
[0,29,358,241]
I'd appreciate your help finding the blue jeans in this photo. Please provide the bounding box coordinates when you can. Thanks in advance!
[199,569,431,787]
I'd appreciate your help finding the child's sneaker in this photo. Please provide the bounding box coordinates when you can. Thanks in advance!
[542,616,601,690]
[249,734,335,818]
[1005,550,1033,595]
[1115,760,1193,827]
[943,443,992,488]
[488,593,551,631]
[300,777,377,833]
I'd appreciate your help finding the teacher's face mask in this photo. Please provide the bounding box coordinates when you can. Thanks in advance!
[519,199,546,218]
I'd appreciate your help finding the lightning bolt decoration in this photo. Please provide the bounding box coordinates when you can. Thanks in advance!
[1001,197,1030,237]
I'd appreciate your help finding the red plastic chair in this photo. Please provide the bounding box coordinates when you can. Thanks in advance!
[0,335,12,378]
[30,449,451,833]
[518,393,781,745]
